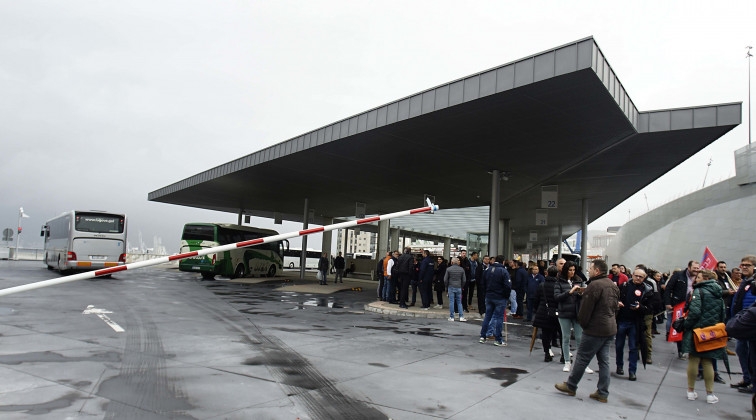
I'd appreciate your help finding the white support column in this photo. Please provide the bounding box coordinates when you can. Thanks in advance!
[321,218,333,257]
[581,199,588,274]
[299,198,309,280]
[377,220,389,258]
[489,170,501,257]
[443,238,451,260]
[390,228,400,252]
[557,224,563,261]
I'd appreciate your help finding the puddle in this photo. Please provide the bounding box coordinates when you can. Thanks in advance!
[353,325,450,338]
[368,363,389,368]
[464,367,528,387]
[0,307,17,315]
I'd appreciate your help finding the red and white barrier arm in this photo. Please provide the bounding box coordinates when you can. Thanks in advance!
[0,202,439,297]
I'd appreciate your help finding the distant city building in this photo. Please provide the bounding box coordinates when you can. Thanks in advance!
[336,229,376,256]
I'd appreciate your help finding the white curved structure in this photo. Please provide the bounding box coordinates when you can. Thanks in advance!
[606,143,756,272]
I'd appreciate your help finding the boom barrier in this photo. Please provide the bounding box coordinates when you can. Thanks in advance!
[0,202,439,297]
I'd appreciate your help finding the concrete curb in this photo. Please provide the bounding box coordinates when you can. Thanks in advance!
[364,301,458,319]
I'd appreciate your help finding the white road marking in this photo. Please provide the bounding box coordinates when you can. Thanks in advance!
[82,305,125,332]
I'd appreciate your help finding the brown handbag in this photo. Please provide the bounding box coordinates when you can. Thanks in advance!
[692,322,727,352]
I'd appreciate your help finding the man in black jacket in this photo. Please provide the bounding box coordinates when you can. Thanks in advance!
[333,252,345,284]
[615,269,652,381]
[664,260,700,358]
[459,250,471,312]
[395,247,415,309]
[475,256,490,316]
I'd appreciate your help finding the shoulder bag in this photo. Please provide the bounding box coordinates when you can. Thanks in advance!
[691,289,728,352]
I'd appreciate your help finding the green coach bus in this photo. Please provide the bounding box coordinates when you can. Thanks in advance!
[178,223,287,280]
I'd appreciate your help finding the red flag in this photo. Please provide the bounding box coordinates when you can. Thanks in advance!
[700,246,718,270]
[668,302,686,342]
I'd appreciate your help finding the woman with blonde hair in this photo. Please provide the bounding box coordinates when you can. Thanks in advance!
[683,269,726,404]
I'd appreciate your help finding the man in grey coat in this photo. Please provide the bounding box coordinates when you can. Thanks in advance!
[555,259,620,403]
[444,257,467,322]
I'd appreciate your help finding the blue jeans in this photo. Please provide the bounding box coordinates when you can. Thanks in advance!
[526,297,537,321]
[616,320,638,374]
[382,276,393,302]
[737,339,752,384]
[559,317,583,364]
[480,298,506,342]
[448,287,463,318]
[320,270,328,284]
[567,333,613,397]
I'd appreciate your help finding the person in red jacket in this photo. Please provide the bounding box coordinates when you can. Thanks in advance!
[608,264,628,286]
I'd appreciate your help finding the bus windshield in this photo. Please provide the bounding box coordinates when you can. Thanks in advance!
[182,225,216,242]
[75,213,125,234]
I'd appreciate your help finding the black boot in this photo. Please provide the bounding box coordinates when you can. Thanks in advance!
[544,353,553,362]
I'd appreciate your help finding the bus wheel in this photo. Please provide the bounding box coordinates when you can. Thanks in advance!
[288,262,294,269]
[232,264,246,279]
[267,265,276,277]
[201,272,216,280]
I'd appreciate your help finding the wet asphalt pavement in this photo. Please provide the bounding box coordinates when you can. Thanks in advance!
[0,260,752,419]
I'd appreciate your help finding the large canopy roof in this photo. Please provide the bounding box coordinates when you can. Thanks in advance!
[149,37,740,250]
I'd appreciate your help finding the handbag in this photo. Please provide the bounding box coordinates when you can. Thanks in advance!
[693,323,728,352]
[672,316,686,333]
[545,301,558,317]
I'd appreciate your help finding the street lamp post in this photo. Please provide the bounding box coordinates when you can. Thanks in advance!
[748,46,752,145]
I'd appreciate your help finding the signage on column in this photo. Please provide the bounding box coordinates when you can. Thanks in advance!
[541,185,558,209]
[529,231,538,242]
[527,242,533,249]
[355,202,366,219]
[535,209,548,226]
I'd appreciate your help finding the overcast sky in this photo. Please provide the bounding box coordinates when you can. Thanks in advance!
[1,1,754,253]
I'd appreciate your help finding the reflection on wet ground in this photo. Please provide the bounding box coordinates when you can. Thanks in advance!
[204,281,363,314]
[464,367,528,387]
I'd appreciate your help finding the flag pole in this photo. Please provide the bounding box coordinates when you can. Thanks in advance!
[0,201,439,297]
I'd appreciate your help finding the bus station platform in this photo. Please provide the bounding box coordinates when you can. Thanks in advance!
[231,270,488,320]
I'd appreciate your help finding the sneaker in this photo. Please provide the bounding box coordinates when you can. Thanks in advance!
[494,341,504,346]
[459,317,468,322]
[448,317,454,322]
[629,372,637,381]
[687,391,698,400]
[554,382,576,396]
[706,394,719,404]
[434,304,442,309]
[714,374,726,384]
[479,337,486,344]
[563,362,571,372]
[585,366,594,374]
[549,349,555,357]
[726,348,736,356]
[616,367,624,375]
[421,307,429,311]
[589,391,607,403]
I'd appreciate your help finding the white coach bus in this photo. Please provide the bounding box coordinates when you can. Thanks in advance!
[41,211,127,274]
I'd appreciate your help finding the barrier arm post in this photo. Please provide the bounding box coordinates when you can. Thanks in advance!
[0,201,439,297]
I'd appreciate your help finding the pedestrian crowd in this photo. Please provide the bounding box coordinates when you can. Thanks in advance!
[373,251,756,410]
